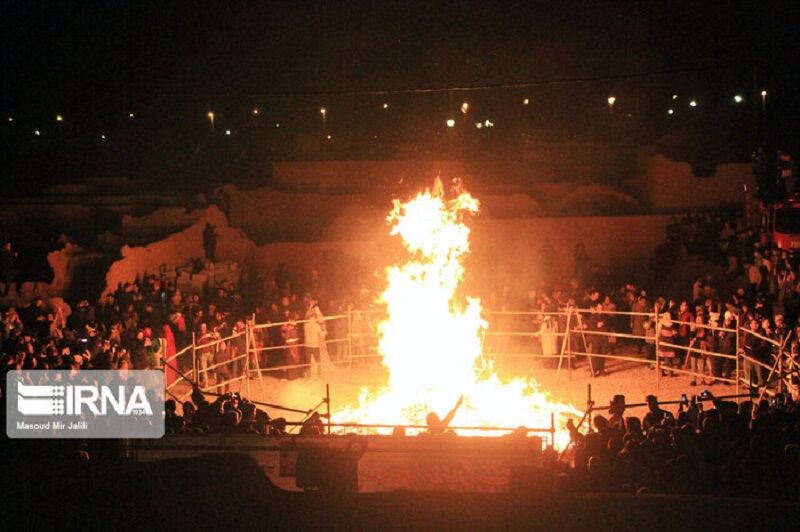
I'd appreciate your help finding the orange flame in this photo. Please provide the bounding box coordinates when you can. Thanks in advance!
[335,179,578,447]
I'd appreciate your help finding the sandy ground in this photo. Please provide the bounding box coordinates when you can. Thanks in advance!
[171,345,742,426]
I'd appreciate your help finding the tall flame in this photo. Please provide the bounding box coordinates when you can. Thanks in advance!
[335,179,578,446]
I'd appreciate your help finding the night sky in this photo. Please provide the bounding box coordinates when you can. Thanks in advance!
[2,0,799,176]
[3,1,798,109]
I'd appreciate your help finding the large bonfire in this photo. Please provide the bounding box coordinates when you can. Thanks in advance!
[335,179,578,447]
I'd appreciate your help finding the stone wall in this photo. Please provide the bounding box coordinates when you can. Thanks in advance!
[638,151,754,210]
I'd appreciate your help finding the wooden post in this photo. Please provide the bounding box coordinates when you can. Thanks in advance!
[567,307,573,381]
[326,383,332,435]
[251,319,267,402]
[556,308,572,383]
[244,322,252,399]
[191,332,197,387]
[654,316,661,392]
[587,383,593,428]
[347,310,353,369]
[735,315,741,399]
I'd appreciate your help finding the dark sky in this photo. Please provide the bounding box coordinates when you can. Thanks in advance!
[2,1,799,132]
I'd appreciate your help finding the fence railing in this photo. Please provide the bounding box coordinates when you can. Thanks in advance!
[160,307,798,400]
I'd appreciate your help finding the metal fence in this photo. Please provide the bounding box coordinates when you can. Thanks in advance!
[160,307,798,403]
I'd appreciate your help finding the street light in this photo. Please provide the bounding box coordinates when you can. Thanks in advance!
[55,114,63,122]
[523,98,530,105]
[734,94,743,103]
[382,102,389,109]
[128,112,135,118]
[252,107,259,115]
[225,129,231,136]
[689,99,698,107]
[207,111,215,133]
[761,90,767,110]
[668,108,674,115]
[446,118,455,128]
[607,96,616,107]
[460,102,469,114]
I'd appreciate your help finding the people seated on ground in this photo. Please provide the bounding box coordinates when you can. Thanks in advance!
[300,411,325,435]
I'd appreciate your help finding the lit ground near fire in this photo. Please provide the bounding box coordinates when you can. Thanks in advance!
[176,347,741,436]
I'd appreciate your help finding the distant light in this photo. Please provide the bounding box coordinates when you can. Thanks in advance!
[252,108,259,115]
[207,111,215,120]
[320,107,326,116]
[275,123,280,128]
[668,108,674,115]
[484,119,494,128]
[761,90,767,97]
[475,122,483,129]
[326,134,332,140]
[446,119,455,128]
[607,96,616,106]
[128,112,135,118]
[460,102,469,114]
[523,98,530,105]
[7,117,13,122]
[34,130,40,136]
[672,94,678,100]
[382,102,389,109]
[55,114,63,122]
[225,129,231,136]
[100,134,106,141]
[734,94,743,103]
[689,99,697,107]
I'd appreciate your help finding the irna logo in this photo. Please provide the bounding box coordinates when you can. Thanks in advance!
[17,381,153,416]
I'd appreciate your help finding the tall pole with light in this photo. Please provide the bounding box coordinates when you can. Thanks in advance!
[207,111,215,135]
[320,106,327,153]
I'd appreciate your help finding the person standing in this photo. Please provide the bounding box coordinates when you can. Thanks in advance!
[631,295,648,354]
[586,303,608,376]
[196,323,217,388]
[303,295,327,378]
[1,242,18,297]
[657,313,677,376]
[743,319,767,388]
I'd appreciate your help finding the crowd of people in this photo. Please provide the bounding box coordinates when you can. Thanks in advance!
[481,207,800,395]
[0,260,339,391]
[559,391,800,500]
